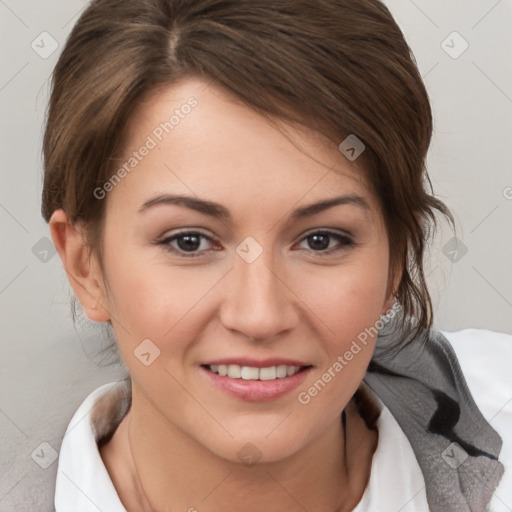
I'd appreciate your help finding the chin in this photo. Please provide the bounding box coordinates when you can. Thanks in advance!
[200,427,311,466]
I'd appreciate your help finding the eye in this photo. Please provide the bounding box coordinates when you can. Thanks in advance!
[157,230,219,258]
[295,230,355,255]
[156,228,355,258]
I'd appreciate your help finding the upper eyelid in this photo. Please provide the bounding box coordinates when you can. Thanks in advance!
[158,227,353,240]
[159,227,218,241]
[298,227,353,238]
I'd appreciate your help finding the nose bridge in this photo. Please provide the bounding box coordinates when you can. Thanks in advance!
[220,240,298,340]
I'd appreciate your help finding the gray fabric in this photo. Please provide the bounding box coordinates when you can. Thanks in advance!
[365,316,504,512]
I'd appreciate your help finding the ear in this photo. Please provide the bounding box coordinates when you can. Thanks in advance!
[381,261,402,316]
[49,209,111,323]
[381,293,397,316]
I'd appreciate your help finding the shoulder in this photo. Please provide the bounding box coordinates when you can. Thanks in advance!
[439,328,511,416]
[440,328,512,509]
[54,379,130,512]
[440,327,512,357]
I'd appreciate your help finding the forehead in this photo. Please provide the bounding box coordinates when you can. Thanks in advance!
[107,76,381,224]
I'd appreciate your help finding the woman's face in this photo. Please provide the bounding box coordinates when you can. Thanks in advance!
[95,76,394,462]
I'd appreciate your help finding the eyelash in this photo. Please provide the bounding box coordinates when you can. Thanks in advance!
[156,229,356,259]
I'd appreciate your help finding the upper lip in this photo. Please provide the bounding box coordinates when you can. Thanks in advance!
[201,357,312,368]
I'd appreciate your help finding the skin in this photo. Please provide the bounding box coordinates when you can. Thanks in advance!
[50,76,399,511]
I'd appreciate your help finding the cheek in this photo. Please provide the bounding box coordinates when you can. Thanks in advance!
[103,226,389,371]
[293,255,388,399]
[105,260,217,337]
[301,255,389,341]
[293,287,384,431]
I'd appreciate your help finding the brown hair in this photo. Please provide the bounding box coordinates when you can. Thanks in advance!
[42,0,454,348]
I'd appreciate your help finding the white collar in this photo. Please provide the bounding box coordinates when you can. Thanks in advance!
[54,379,131,511]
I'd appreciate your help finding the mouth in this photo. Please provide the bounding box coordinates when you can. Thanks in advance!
[199,359,313,401]
[202,363,311,380]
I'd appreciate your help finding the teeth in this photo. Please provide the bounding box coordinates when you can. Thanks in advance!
[286,365,297,376]
[276,365,288,378]
[259,366,277,380]
[241,366,260,380]
[208,364,302,380]
[227,364,241,378]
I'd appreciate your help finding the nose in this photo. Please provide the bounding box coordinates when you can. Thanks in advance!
[219,247,300,342]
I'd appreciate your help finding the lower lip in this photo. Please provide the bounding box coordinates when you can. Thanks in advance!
[200,366,312,402]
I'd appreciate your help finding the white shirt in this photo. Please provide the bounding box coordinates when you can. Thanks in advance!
[54,329,512,511]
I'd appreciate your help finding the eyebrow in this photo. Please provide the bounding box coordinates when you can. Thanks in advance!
[138,193,370,221]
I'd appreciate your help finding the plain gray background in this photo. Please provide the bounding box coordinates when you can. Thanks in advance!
[1,0,511,510]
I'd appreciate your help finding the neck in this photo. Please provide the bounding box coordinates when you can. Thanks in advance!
[101,389,378,512]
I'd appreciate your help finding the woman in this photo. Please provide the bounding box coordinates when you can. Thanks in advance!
[42,0,511,510]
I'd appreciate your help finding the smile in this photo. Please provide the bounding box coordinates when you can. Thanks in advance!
[205,364,305,380]
[200,361,313,401]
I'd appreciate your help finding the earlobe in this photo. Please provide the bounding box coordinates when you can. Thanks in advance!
[381,266,402,316]
[49,209,111,323]
[381,295,396,317]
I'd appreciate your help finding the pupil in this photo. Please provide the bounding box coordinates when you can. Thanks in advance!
[309,233,329,250]
[178,234,200,251]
